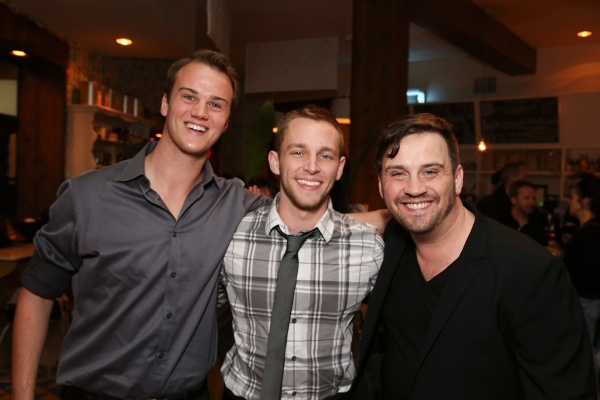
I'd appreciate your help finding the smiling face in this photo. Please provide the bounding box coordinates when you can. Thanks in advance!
[160,62,233,159]
[378,132,463,235]
[268,118,345,215]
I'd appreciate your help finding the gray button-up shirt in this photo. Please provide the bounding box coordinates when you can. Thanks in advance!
[22,141,263,398]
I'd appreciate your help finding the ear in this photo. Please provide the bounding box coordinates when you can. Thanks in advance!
[268,150,281,176]
[160,94,168,117]
[510,197,518,205]
[378,174,384,199]
[335,156,346,181]
[455,164,464,195]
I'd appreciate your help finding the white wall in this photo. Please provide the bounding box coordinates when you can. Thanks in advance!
[0,79,18,116]
[409,41,600,149]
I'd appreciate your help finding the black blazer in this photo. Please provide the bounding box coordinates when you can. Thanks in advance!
[350,202,596,400]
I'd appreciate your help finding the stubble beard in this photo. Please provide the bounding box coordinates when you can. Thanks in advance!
[390,187,457,235]
[281,179,329,213]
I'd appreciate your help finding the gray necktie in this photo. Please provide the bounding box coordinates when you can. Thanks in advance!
[260,227,316,400]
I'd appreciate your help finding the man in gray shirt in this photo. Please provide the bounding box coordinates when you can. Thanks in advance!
[12,50,261,400]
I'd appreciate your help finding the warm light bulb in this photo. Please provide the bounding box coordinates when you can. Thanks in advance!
[478,140,487,152]
[577,31,592,38]
[336,118,351,124]
[11,50,27,57]
[272,127,278,133]
[116,38,133,46]
[155,133,163,138]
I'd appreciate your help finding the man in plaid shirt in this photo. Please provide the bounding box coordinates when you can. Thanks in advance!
[219,105,384,400]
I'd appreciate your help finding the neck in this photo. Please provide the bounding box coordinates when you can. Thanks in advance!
[146,138,207,188]
[277,197,327,235]
[411,199,475,281]
[578,209,595,226]
[511,207,528,227]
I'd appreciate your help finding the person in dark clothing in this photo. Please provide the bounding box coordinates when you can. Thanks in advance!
[500,179,548,246]
[349,113,595,400]
[563,173,600,375]
[476,161,529,223]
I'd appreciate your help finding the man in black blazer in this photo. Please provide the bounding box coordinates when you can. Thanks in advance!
[350,113,595,399]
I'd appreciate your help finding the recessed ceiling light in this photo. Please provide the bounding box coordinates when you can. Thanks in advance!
[116,38,133,46]
[577,31,592,38]
[11,50,27,57]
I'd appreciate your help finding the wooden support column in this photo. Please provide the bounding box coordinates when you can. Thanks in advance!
[350,0,409,210]
[17,62,67,219]
[0,3,69,219]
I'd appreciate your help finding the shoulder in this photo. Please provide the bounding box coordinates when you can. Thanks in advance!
[235,203,271,233]
[330,210,385,248]
[482,216,558,272]
[62,162,128,196]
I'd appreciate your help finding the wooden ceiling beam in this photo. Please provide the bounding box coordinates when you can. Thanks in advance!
[409,0,536,75]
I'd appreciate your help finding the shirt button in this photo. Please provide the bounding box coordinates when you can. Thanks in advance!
[142,178,149,186]
[158,353,164,359]
[171,272,176,278]
[173,232,177,237]
[292,356,296,361]
[167,313,172,319]
[292,318,297,323]
[292,392,296,396]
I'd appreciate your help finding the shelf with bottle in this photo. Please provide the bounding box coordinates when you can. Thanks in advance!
[563,149,600,175]
[66,105,153,179]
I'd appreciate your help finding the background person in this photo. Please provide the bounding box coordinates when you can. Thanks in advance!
[501,179,548,246]
[563,172,600,377]
[476,161,529,223]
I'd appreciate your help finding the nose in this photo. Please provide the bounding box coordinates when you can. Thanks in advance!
[191,101,209,119]
[304,155,320,174]
[404,175,426,197]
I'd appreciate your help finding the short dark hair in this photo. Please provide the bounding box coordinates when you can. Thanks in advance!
[375,113,459,174]
[273,104,344,155]
[509,179,537,198]
[164,49,240,106]
[571,172,600,217]
[500,162,527,183]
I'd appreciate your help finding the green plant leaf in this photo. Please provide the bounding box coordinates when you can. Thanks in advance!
[243,99,276,181]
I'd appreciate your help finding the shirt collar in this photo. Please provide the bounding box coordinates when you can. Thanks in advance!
[115,141,220,189]
[266,192,334,243]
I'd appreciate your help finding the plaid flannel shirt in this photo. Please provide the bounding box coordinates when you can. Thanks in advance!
[220,196,384,399]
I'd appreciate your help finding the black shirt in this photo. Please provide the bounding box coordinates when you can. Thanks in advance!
[499,210,549,246]
[381,240,457,399]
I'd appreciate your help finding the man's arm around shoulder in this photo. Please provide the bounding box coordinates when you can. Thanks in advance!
[12,287,54,400]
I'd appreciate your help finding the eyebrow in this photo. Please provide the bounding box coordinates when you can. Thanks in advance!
[286,143,339,154]
[384,162,444,172]
[178,87,229,105]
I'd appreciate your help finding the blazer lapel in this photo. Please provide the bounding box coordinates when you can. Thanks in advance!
[412,204,490,382]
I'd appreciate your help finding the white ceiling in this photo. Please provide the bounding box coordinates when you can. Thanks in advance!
[3,0,600,70]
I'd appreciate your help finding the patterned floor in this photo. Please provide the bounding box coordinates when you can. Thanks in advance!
[0,363,61,400]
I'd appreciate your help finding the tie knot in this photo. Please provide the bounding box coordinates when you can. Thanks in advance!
[277,227,316,253]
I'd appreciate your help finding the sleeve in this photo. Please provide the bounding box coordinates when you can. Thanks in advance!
[21,180,83,299]
[369,233,385,290]
[217,261,228,308]
[243,187,267,213]
[510,256,596,399]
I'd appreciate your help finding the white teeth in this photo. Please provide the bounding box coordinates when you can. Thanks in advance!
[185,123,207,132]
[297,179,320,187]
[405,202,430,210]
